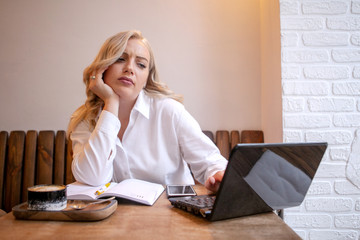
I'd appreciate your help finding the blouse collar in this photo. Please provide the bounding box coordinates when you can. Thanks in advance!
[132,90,150,119]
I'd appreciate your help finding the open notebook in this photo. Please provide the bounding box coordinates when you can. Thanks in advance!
[67,178,164,206]
[169,142,327,221]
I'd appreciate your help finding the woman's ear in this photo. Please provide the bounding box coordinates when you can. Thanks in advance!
[102,70,107,81]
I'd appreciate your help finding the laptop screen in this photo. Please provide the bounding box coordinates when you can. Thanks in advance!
[243,149,313,209]
[210,142,327,221]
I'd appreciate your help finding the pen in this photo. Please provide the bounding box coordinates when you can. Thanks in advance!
[95,182,111,195]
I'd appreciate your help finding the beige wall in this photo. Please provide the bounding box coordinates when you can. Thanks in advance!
[0,0,282,141]
[260,0,283,142]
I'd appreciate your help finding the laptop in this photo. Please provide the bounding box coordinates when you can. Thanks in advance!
[169,142,328,221]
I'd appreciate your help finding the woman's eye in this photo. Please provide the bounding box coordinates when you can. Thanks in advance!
[116,58,125,62]
[138,63,147,69]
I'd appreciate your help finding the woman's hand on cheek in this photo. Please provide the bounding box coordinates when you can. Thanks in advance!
[89,67,118,103]
[205,170,225,193]
[89,67,120,116]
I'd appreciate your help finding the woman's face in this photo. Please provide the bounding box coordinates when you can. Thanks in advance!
[103,38,150,103]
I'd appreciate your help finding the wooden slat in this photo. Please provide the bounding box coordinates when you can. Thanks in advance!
[21,131,37,202]
[54,131,66,185]
[0,131,8,210]
[4,131,25,212]
[202,130,214,143]
[36,131,55,185]
[241,130,264,143]
[65,138,75,184]
[216,131,230,159]
[230,130,240,150]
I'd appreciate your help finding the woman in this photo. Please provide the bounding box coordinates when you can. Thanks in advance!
[67,30,227,192]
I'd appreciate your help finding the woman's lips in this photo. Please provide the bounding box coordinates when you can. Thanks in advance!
[118,77,134,85]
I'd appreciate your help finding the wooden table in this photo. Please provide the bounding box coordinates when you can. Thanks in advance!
[0,185,300,240]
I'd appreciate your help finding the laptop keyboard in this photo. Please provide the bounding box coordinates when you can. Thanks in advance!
[169,195,216,217]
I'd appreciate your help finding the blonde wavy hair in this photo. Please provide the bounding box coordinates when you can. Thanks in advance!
[67,30,183,137]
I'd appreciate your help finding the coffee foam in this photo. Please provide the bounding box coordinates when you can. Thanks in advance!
[29,185,65,192]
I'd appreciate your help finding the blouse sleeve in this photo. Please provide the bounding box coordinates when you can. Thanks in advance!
[70,110,120,186]
[176,108,228,184]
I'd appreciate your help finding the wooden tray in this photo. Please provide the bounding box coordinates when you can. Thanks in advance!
[12,199,117,221]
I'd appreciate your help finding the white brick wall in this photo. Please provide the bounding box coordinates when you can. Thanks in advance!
[280,0,360,239]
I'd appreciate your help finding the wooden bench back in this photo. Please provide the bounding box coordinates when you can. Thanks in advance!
[0,130,74,212]
[0,129,263,213]
[204,130,264,158]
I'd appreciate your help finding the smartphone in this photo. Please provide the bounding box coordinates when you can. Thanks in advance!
[166,185,197,198]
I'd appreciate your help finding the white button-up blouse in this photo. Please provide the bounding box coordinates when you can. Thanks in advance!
[70,90,228,186]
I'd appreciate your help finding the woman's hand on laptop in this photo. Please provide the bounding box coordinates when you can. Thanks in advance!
[205,170,225,193]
